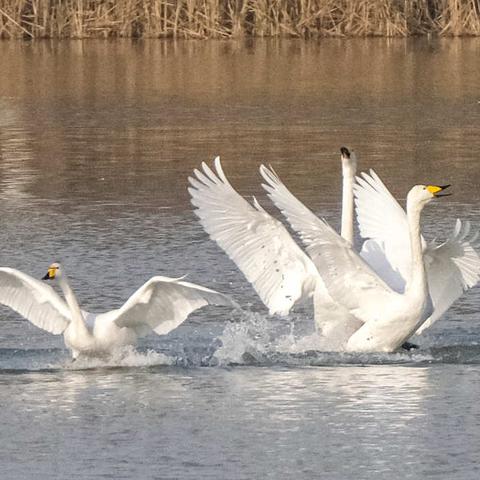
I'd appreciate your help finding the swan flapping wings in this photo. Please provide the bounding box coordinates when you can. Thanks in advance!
[188,157,319,316]
[0,267,235,340]
[354,170,480,333]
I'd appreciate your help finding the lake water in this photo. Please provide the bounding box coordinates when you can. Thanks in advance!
[0,38,480,479]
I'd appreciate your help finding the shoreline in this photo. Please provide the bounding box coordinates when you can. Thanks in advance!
[0,1,479,40]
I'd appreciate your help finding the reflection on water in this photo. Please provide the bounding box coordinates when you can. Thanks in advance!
[1,366,480,479]
[0,39,479,208]
[1,38,480,479]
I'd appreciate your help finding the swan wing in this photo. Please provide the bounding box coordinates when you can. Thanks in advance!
[260,165,394,322]
[188,157,319,316]
[359,239,407,293]
[354,169,415,291]
[113,276,236,336]
[260,164,330,247]
[416,220,480,334]
[0,267,71,334]
[305,221,395,323]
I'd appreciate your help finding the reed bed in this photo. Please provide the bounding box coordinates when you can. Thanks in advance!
[0,0,479,39]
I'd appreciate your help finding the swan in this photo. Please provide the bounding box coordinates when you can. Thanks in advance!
[0,262,235,359]
[188,148,357,319]
[354,170,480,335]
[262,165,480,347]
[276,183,452,352]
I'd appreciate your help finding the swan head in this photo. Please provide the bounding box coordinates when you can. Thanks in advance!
[42,262,62,281]
[407,184,451,209]
[340,146,357,177]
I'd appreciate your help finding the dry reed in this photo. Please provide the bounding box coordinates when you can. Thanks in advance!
[0,0,479,39]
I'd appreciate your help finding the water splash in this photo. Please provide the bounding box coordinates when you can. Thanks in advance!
[65,346,175,370]
[213,311,438,366]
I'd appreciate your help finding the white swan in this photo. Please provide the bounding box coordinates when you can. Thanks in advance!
[278,184,452,352]
[188,148,357,318]
[354,170,480,335]
[262,166,480,347]
[0,263,235,359]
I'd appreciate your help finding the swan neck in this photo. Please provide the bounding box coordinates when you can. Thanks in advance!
[406,200,426,293]
[58,274,85,327]
[341,160,355,244]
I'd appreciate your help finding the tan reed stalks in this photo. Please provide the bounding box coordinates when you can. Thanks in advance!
[0,0,478,39]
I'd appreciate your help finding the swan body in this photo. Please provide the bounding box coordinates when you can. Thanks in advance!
[0,263,235,358]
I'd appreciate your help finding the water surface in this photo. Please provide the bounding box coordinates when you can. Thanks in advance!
[0,38,480,479]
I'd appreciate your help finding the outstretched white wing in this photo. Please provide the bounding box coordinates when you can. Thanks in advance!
[188,157,319,316]
[354,170,480,332]
[260,165,364,338]
[113,276,236,336]
[0,267,71,334]
[260,164,329,246]
[354,169,420,291]
[259,166,395,322]
[417,220,480,333]
[305,221,395,324]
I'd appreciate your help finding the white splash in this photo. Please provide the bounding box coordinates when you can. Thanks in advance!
[65,346,175,370]
[213,311,434,366]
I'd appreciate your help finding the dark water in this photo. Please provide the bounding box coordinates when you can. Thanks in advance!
[0,38,480,479]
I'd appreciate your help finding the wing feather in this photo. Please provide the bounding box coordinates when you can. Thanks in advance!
[113,276,235,336]
[354,171,480,333]
[299,218,395,324]
[260,164,395,325]
[260,164,327,246]
[354,169,414,290]
[189,157,319,315]
[0,267,70,334]
[416,220,480,333]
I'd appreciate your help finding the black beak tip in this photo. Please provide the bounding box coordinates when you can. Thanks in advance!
[436,185,452,197]
[340,146,351,158]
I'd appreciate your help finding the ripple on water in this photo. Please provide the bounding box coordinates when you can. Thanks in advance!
[1,314,480,373]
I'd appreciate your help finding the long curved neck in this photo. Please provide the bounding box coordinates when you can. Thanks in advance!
[341,159,356,244]
[58,274,87,329]
[405,200,427,295]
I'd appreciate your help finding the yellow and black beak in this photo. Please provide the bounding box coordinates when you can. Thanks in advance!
[42,267,57,281]
[427,184,451,197]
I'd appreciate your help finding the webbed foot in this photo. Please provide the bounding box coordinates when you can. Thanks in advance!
[401,341,418,351]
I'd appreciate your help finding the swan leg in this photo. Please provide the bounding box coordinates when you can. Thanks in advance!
[401,341,418,351]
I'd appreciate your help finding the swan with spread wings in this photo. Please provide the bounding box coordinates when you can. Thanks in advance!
[354,170,480,335]
[0,263,235,358]
[190,154,480,352]
[263,168,480,351]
